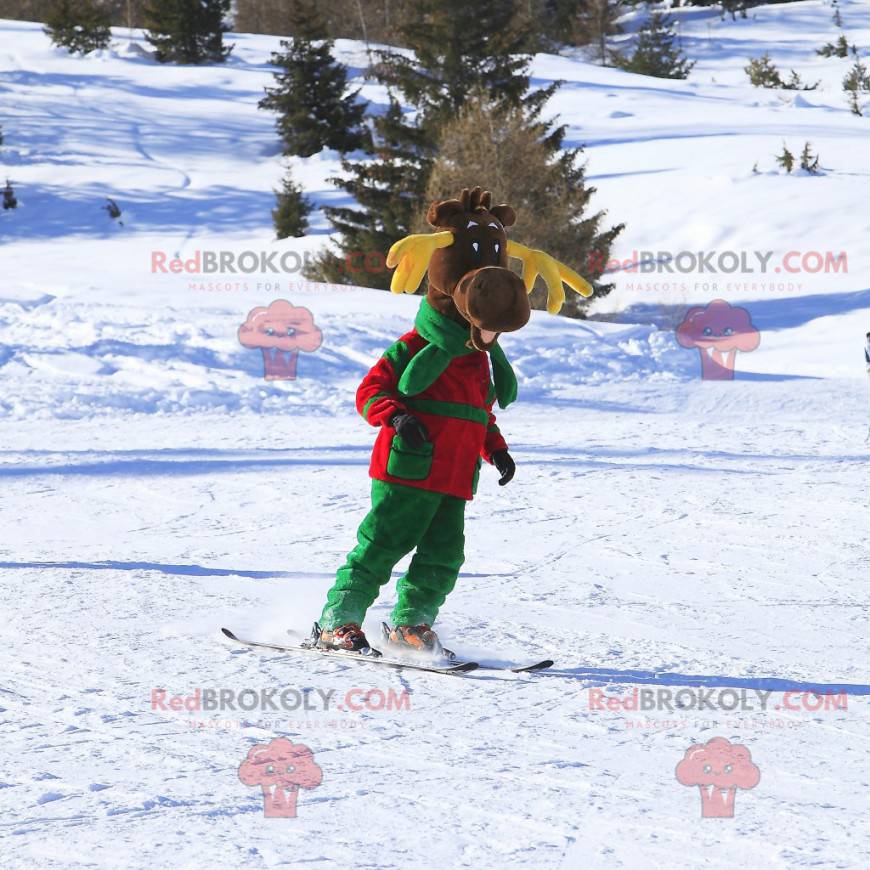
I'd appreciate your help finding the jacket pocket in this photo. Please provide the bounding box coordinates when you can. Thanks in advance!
[387,434,434,481]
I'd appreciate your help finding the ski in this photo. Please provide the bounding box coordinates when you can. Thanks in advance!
[379,623,553,673]
[435,657,553,673]
[221,628,479,675]
[484,659,554,673]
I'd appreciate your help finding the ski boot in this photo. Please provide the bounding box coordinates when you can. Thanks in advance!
[382,622,455,660]
[310,621,378,655]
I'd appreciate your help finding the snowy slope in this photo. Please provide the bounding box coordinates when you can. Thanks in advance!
[1,5,869,868]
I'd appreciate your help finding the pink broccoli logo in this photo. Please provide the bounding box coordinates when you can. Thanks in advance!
[675,736,761,818]
[238,737,323,818]
[676,299,760,380]
[238,299,322,380]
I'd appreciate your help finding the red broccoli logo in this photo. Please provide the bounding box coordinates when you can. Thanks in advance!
[238,737,322,818]
[676,299,760,380]
[675,736,761,818]
[238,299,322,380]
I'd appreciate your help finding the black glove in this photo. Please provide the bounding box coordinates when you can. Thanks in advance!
[491,450,515,486]
[390,412,430,449]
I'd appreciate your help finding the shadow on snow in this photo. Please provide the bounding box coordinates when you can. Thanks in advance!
[539,665,870,696]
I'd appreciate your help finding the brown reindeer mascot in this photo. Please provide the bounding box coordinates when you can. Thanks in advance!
[316,187,592,658]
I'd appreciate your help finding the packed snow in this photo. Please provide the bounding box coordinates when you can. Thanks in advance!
[1,4,868,868]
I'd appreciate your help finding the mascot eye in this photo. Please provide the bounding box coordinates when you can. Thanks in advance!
[471,241,480,255]
[493,242,500,256]
[266,764,275,774]
[724,764,733,774]
[703,764,712,774]
[702,326,713,336]
[722,326,733,336]
[286,326,296,336]
[265,327,275,336]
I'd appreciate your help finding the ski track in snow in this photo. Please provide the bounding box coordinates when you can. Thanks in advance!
[1,5,870,868]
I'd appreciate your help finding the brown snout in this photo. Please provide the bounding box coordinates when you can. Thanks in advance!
[455,267,530,334]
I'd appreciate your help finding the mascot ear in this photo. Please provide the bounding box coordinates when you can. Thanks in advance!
[490,204,516,228]
[427,198,466,230]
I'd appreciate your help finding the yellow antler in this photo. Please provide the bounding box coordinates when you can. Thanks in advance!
[506,240,593,314]
[386,231,454,294]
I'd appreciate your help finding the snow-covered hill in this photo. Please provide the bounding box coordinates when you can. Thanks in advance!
[0,6,868,868]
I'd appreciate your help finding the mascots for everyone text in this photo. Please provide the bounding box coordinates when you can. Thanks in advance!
[315,187,592,657]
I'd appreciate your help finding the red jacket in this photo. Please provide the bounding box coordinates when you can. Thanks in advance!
[357,329,509,500]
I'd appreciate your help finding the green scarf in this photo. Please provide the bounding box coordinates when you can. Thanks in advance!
[397,299,518,409]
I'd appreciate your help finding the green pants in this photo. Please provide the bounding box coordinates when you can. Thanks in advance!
[320,479,466,630]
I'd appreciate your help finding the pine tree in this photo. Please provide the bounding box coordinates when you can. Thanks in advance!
[745,53,818,90]
[258,0,367,157]
[537,0,585,49]
[799,142,820,174]
[613,13,694,80]
[425,91,623,316]
[311,0,544,289]
[3,179,17,210]
[832,0,843,29]
[745,53,782,87]
[776,144,795,173]
[44,0,112,55]
[375,0,545,135]
[817,33,850,58]
[144,0,232,64]
[843,49,870,116]
[310,0,624,306]
[272,170,311,239]
[571,0,623,66]
[306,99,434,289]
